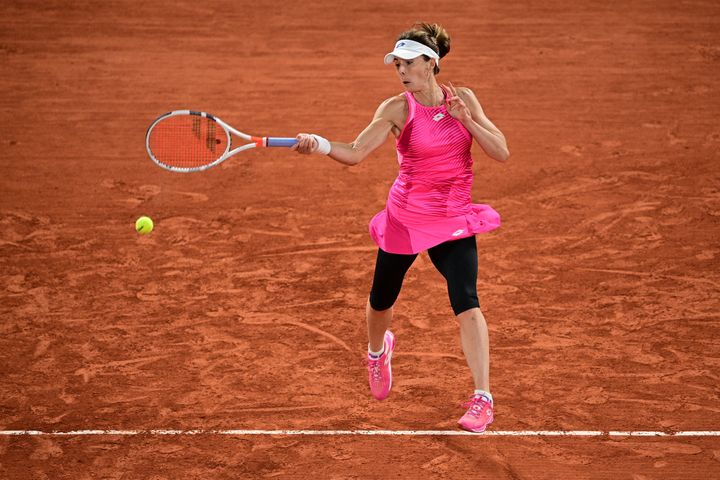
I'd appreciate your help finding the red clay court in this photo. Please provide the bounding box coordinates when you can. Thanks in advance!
[1,0,719,478]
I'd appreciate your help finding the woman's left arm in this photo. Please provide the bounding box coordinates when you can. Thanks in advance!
[442,83,509,162]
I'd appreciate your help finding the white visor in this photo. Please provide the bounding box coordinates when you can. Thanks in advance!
[384,39,440,65]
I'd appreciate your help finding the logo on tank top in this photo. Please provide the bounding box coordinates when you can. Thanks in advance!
[452,229,464,237]
[432,113,445,122]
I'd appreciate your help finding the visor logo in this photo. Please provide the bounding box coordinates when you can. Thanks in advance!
[397,42,406,47]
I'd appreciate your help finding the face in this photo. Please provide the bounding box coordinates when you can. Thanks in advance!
[393,57,435,90]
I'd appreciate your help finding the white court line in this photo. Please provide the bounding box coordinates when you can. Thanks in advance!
[0,430,719,437]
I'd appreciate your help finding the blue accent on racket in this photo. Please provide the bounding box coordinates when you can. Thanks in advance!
[267,137,298,148]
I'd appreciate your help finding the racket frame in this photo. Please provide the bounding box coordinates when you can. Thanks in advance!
[145,110,296,173]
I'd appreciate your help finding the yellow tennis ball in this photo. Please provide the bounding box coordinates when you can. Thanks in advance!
[135,216,154,235]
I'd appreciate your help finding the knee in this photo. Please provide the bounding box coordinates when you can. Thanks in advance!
[456,306,482,320]
[448,284,480,316]
[451,299,480,316]
[369,292,396,312]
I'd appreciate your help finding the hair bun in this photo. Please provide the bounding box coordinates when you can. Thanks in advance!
[415,22,451,59]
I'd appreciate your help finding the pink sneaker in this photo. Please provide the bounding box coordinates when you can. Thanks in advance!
[366,331,395,400]
[458,394,494,433]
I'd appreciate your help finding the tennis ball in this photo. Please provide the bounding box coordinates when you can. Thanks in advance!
[135,216,154,235]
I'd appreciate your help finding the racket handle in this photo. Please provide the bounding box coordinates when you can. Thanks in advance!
[267,137,298,148]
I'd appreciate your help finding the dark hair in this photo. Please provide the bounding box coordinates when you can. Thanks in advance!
[397,22,451,75]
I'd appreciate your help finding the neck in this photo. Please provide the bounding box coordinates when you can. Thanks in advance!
[413,79,443,106]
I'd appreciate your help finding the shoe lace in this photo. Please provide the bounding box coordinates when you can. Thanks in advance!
[461,395,491,417]
[366,357,383,382]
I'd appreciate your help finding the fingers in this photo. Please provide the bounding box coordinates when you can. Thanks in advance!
[439,83,470,121]
[441,82,461,107]
[441,84,456,106]
[440,83,452,99]
[294,133,317,154]
[442,90,455,111]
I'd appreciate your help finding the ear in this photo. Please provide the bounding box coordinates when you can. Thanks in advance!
[427,59,436,74]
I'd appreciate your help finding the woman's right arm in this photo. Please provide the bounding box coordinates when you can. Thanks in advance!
[293,96,405,166]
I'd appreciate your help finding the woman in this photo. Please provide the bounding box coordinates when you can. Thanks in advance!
[293,22,509,433]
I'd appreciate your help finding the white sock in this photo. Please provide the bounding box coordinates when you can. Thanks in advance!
[368,344,384,359]
[474,389,493,404]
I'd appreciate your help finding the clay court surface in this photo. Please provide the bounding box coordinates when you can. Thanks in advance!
[1,0,719,478]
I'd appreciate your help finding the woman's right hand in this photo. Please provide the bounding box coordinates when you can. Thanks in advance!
[291,133,318,154]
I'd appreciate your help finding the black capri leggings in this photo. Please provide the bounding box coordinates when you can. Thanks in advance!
[369,235,480,316]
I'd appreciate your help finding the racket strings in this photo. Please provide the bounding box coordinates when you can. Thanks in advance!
[148,115,229,169]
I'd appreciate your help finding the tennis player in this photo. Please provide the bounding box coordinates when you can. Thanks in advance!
[293,22,509,433]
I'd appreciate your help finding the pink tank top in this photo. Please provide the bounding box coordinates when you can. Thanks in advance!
[369,91,500,254]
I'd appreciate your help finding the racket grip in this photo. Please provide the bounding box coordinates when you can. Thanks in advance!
[267,137,298,148]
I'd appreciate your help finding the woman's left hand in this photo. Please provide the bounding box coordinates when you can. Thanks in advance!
[441,82,472,123]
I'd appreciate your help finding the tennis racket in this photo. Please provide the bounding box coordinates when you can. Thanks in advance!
[145,110,298,172]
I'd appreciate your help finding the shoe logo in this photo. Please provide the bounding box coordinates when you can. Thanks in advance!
[452,229,464,237]
[433,113,445,122]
